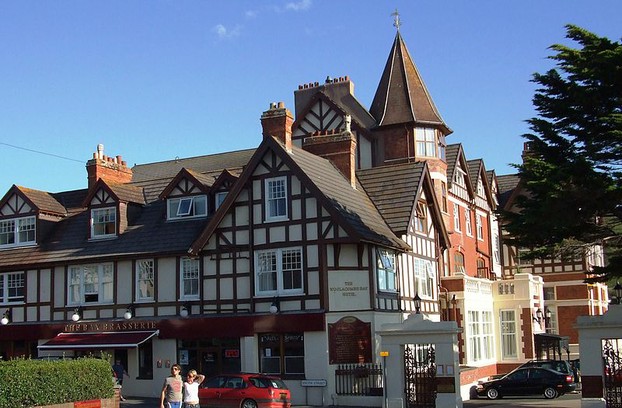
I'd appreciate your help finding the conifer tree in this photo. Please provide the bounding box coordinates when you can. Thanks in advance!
[501,25,622,281]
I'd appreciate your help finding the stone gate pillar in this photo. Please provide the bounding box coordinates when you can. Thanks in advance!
[576,304,622,408]
[378,313,462,408]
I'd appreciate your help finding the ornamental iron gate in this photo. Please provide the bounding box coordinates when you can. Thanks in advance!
[604,338,622,408]
[404,343,437,408]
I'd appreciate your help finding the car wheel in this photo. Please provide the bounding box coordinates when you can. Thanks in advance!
[241,399,258,408]
[543,386,558,399]
[486,387,500,400]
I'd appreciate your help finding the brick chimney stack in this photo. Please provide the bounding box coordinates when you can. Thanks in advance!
[303,115,357,188]
[86,144,133,188]
[261,102,293,151]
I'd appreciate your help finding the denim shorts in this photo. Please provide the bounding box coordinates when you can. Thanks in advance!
[166,402,182,408]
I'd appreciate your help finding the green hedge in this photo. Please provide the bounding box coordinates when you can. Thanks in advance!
[0,357,114,408]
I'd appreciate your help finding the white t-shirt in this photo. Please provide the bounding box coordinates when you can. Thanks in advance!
[183,381,200,403]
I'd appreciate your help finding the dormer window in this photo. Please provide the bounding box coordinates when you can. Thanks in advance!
[0,216,36,247]
[91,208,116,238]
[215,192,228,210]
[454,168,466,187]
[167,195,207,220]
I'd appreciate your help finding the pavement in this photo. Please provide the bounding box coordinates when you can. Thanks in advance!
[121,392,582,408]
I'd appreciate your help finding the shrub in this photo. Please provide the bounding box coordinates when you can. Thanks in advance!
[0,357,114,408]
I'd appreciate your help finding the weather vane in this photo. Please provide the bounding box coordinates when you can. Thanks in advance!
[391,9,401,31]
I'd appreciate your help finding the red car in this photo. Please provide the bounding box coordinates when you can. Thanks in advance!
[198,373,291,408]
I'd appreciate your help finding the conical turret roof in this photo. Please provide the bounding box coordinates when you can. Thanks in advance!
[370,31,451,135]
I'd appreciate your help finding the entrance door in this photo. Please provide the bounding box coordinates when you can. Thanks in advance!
[200,348,221,378]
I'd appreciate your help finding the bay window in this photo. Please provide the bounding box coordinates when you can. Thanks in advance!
[68,263,113,304]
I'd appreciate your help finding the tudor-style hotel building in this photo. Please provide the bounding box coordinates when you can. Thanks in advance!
[0,26,608,403]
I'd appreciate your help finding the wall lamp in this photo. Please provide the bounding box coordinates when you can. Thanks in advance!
[533,308,544,324]
[71,306,83,322]
[180,302,191,318]
[1,309,11,325]
[269,297,280,315]
[124,304,136,320]
[414,293,421,314]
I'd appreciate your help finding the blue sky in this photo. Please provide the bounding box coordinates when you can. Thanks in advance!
[1,1,620,195]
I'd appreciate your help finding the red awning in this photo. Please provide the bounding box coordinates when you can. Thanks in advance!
[38,330,159,350]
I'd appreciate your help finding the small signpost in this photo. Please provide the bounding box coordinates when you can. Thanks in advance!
[301,379,327,406]
[380,351,389,408]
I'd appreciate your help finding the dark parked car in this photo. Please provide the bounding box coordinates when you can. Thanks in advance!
[518,359,574,376]
[476,367,576,399]
[489,359,577,381]
[199,373,291,408]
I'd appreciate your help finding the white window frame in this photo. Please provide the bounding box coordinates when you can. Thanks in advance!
[68,263,114,305]
[0,216,36,247]
[414,201,427,233]
[255,247,303,295]
[476,215,483,240]
[376,249,397,292]
[167,195,208,220]
[465,209,473,236]
[180,257,200,300]
[477,179,485,197]
[468,310,494,363]
[415,259,434,297]
[500,309,518,359]
[546,308,558,334]
[91,207,117,238]
[415,127,437,158]
[453,203,461,233]
[215,192,228,210]
[265,177,288,221]
[136,259,155,302]
[0,272,25,303]
[454,168,466,187]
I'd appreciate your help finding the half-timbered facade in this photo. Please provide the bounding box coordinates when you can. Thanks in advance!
[0,25,610,404]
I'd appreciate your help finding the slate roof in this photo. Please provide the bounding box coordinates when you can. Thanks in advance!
[497,174,521,209]
[0,150,256,271]
[15,186,67,216]
[191,136,409,253]
[357,162,425,234]
[369,32,451,134]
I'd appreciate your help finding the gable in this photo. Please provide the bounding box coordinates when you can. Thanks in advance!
[0,192,34,217]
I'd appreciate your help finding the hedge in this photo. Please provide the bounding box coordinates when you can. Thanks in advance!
[0,357,114,408]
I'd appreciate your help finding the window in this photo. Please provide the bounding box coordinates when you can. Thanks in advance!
[415,259,434,297]
[454,168,466,187]
[441,182,448,213]
[181,258,200,299]
[0,272,25,303]
[477,179,485,197]
[91,208,116,238]
[138,338,154,379]
[215,192,228,210]
[0,216,36,247]
[265,177,288,220]
[68,263,113,304]
[454,252,465,274]
[453,204,461,232]
[259,333,304,376]
[543,287,555,300]
[415,127,436,157]
[468,310,494,363]
[546,308,558,334]
[493,234,500,264]
[167,195,207,220]
[465,210,472,236]
[500,310,517,359]
[136,260,155,301]
[414,201,427,233]
[255,248,303,295]
[376,249,396,292]
[476,215,483,240]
